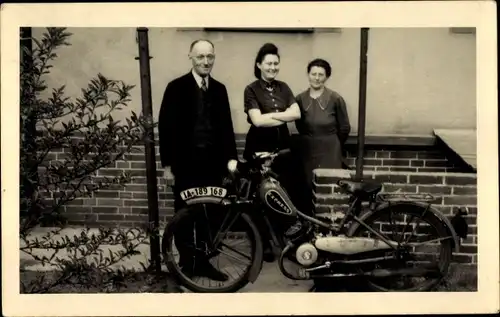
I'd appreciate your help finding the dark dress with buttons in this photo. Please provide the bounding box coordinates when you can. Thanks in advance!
[295,88,351,212]
[243,79,296,160]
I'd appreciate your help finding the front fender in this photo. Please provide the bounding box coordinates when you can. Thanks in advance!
[183,197,232,206]
[241,208,264,283]
[350,201,461,252]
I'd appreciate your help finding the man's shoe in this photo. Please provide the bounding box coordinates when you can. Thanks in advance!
[181,261,229,282]
[180,265,195,279]
[195,262,229,282]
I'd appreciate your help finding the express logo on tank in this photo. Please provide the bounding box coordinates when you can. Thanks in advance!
[264,190,293,215]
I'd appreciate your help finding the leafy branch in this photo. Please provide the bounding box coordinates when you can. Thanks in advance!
[19,27,167,293]
[20,227,151,293]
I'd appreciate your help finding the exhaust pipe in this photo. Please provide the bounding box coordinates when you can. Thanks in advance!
[368,266,442,278]
[310,266,442,279]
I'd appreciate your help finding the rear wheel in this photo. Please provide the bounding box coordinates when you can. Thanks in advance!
[162,202,264,293]
[347,203,453,292]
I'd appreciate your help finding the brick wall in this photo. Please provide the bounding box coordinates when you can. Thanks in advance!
[39,152,175,227]
[343,148,458,173]
[313,168,477,265]
[241,134,471,173]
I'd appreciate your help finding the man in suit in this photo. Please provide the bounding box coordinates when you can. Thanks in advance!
[158,39,238,282]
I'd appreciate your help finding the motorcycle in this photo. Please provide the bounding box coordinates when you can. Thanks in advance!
[161,148,469,293]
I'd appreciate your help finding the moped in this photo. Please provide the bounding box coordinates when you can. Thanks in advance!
[161,148,469,293]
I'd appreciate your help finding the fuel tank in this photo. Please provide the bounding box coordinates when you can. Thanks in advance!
[314,236,399,255]
[259,177,297,217]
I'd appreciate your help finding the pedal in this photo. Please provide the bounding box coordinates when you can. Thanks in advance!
[305,261,331,272]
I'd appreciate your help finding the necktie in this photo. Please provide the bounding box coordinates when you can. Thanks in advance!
[201,77,207,91]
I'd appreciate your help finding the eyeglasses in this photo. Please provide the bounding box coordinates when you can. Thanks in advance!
[192,54,215,62]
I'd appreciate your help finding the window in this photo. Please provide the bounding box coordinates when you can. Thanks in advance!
[177,27,341,33]
[203,28,315,33]
[449,27,476,34]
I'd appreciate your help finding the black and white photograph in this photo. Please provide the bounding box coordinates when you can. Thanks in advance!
[2,1,498,316]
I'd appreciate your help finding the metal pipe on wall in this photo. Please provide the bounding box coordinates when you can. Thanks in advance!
[20,27,38,220]
[355,28,370,181]
[20,27,33,65]
[136,27,161,274]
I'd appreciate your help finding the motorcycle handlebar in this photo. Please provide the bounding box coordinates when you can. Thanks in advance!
[254,148,291,160]
[229,148,292,177]
[275,148,291,157]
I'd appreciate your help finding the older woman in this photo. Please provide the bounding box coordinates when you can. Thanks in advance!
[243,43,302,262]
[295,58,351,211]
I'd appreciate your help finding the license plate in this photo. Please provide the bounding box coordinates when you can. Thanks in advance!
[180,186,228,201]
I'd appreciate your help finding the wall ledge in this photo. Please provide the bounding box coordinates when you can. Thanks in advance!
[36,129,438,148]
[313,168,478,179]
[290,133,436,147]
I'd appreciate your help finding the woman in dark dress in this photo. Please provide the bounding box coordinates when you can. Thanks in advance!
[295,58,351,213]
[242,43,302,261]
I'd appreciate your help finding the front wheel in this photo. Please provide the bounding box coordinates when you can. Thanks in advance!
[347,203,453,292]
[162,202,264,293]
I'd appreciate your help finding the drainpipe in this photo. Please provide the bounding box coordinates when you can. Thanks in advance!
[136,27,161,274]
[20,27,38,220]
[355,28,369,181]
[20,27,33,65]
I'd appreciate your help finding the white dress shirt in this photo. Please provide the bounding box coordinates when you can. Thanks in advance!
[191,69,209,89]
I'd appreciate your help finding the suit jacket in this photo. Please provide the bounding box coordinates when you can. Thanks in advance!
[158,72,238,176]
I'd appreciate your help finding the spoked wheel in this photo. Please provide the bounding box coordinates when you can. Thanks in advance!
[162,202,264,293]
[347,203,453,292]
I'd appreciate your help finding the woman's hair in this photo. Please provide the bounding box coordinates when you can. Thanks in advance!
[254,43,280,79]
[307,58,332,78]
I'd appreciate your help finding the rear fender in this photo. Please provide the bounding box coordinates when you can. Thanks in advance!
[351,201,461,252]
[423,203,461,252]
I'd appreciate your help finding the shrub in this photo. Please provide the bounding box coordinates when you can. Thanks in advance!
[19,27,164,293]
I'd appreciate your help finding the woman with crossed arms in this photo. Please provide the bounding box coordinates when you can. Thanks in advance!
[242,43,304,262]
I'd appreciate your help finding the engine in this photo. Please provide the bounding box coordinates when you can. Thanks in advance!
[295,234,400,267]
[314,235,399,255]
[295,242,319,266]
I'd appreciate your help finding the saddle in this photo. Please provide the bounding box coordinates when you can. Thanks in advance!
[337,179,382,198]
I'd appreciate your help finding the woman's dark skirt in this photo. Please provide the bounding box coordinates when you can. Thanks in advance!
[243,125,291,160]
[295,133,344,214]
[242,124,303,238]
